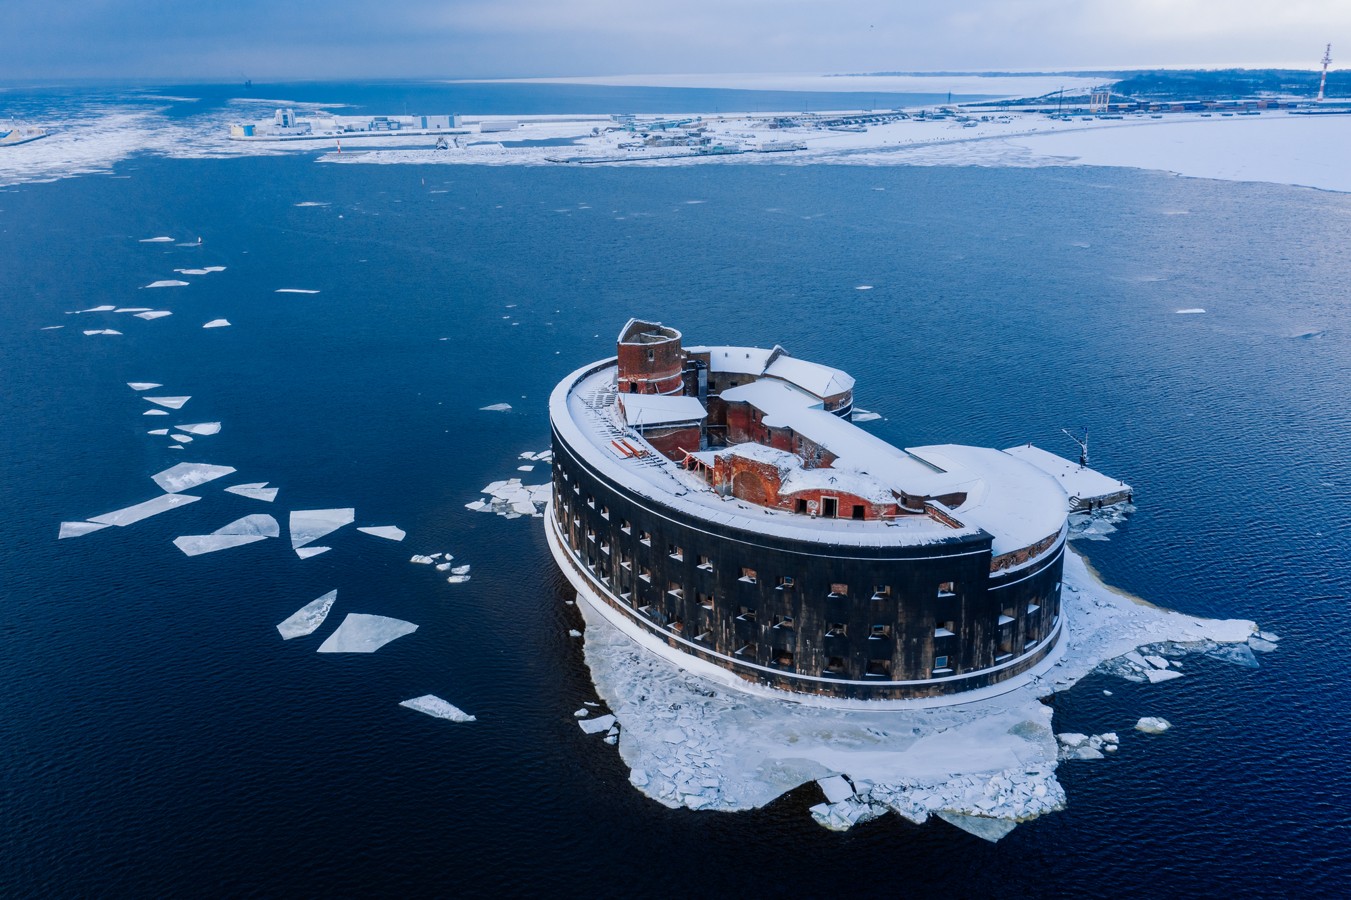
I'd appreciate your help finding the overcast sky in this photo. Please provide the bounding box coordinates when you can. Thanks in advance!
[2,1,1344,81]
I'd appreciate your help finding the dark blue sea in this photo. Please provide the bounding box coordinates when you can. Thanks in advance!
[2,82,1350,896]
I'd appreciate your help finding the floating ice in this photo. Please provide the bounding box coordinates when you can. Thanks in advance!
[357,525,406,541]
[79,305,116,312]
[88,493,201,526]
[579,714,617,735]
[58,521,112,539]
[1248,637,1279,653]
[817,775,856,804]
[175,422,221,436]
[147,429,169,436]
[167,445,184,451]
[174,267,224,276]
[294,201,329,207]
[145,280,189,288]
[295,546,330,559]
[289,508,354,550]
[127,382,162,390]
[410,555,435,564]
[40,326,64,330]
[275,288,320,294]
[1175,308,1206,314]
[170,434,193,443]
[855,285,874,291]
[224,482,278,503]
[82,329,122,335]
[173,513,279,556]
[400,695,476,722]
[151,462,235,492]
[479,403,512,412]
[202,319,231,328]
[139,236,174,242]
[1135,717,1172,735]
[144,409,169,416]
[276,590,337,639]
[134,310,173,320]
[144,396,190,409]
[852,408,882,423]
[436,562,452,571]
[569,629,582,638]
[464,500,488,511]
[450,564,470,575]
[937,812,1019,842]
[316,614,418,653]
[114,308,153,313]
[517,465,534,471]
[446,575,470,584]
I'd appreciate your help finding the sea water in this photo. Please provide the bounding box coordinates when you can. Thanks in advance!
[2,84,1350,894]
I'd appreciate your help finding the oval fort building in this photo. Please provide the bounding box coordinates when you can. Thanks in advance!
[547,319,1074,701]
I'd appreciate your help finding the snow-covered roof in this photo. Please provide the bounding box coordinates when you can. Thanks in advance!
[687,345,775,375]
[764,354,855,397]
[618,393,707,427]
[1001,444,1131,504]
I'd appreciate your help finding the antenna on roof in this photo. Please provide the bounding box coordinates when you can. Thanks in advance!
[1061,426,1089,467]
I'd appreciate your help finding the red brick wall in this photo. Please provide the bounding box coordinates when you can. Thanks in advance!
[617,334,685,395]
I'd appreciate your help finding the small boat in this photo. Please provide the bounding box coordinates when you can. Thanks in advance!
[0,122,49,147]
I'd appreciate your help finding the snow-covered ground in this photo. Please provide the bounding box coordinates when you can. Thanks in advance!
[575,547,1269,840]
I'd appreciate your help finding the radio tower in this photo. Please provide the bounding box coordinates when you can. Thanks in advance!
[1318,44,1333,102]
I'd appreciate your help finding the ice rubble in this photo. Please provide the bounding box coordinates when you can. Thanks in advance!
[127,382,162,390]
[144,396,190,409]
[357,525,406,541]
[151,462,235,492]
[86,492,201,527]
[144,280,189,288]
[470,473,551,520]
[316,614,418,653]
[276,590,337,639]
[202,319,231,328]
[289,508,355,551]
[134,310,172,320]
[175,422,221,436]
[577,549,1260,840]
[224,482,279,502]
[400,695,476,722]
[172,513,279,556]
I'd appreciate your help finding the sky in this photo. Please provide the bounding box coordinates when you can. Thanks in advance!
[1,0,1345,81]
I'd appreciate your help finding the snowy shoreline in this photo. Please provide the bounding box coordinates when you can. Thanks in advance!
[574,545,1268,840]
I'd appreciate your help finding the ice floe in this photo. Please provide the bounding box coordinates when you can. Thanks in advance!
[140,236,175,242]
[316,613,418,653]
[82,329,122,336]
[576,548,1258,839]
[470,470,551,520]
[1175,308,1206,314]
[851,408,882,423]
[84,492,201,527]
[450,564,470,575]
[174,267,226,276]
[275,288,320,294]
[170,434,193,443]
[79,305,116,312]
[147,429,169,435]
[134,310,173,320]
[446,575,471,584]
[276,590,337,639]
[143,409,169,416]
[145,280,189,288]
[224,482,278,503]
[1067,503,1134,542]
[579,714,617,735]
[479,403,512,412]
[114,308,153,313]
[40,326,64,330]
[409,555,435,565]
[289,508,354,550]
[357,525,406,541]
[175,422,221,436]
[151,462,236,492]
[202,319,231,328]
[127,382,162,390]
[58,521,112,539]
[172,513,279,556]
[1135,717,1172,734]
[400,695,476,722]
[295,546,330,559]
[144,396,190,409]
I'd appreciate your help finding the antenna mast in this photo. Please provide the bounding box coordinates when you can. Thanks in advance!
[1318,44,1333,102]
[1062,426,1089,467]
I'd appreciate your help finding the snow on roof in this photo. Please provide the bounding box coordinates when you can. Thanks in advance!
[687,345,775,376]
[764,354,855,398]
[1001,444,1131,504]
[618,393,707,428]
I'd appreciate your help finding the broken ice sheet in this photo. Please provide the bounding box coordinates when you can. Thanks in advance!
[400,695,476,722]
[58,521,112,539]
[289,508,354,549]
[357,525,406,541]
[172,513,279,556]
[144,396,190,409]
[127,382,162,390]
[316,614,417,653]
[87,493,201,527]
[224,482,278,503]
[202,319,231,328]
[296,546,330,559]
[276,590,337,639]
[175,422,221,436]
[579,714,617,735]
[151,462,236,492]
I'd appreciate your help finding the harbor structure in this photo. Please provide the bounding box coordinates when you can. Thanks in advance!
[548,320,1131,701]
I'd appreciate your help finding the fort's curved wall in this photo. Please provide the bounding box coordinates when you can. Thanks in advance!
[550,410,1066,701]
